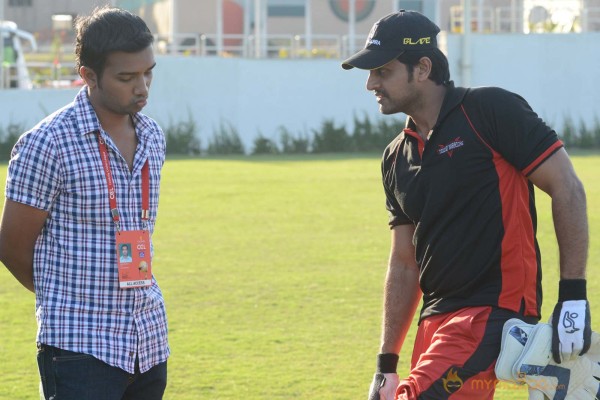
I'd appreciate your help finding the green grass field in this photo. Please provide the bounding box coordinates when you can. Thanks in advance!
[0,153,598,399]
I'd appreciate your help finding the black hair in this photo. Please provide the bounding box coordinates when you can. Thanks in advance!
[75,6,153,79]
[397,48,450,85]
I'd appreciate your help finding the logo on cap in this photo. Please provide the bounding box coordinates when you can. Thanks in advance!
[366,21,381,46]
[404,37,432,45]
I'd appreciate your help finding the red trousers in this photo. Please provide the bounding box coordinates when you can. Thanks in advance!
[396,306,537,399]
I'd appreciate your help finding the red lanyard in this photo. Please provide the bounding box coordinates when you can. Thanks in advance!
[97,132,150,230]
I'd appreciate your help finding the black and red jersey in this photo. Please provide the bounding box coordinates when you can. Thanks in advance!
[382,83,563,321]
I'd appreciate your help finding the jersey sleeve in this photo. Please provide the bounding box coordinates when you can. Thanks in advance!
[465,87,562,176]
[5,128,61,211]
[381,142,412,229]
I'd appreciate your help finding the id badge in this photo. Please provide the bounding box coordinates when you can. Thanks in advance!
[116,230,152,289]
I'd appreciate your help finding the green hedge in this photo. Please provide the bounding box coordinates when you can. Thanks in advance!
[1,115,600,160]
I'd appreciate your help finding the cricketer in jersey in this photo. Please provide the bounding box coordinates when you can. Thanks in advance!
[342,9,592,400]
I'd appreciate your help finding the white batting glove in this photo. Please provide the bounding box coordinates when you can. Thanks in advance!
[496,319,600,399]
[525,332,600,399]
[551,280,592,364]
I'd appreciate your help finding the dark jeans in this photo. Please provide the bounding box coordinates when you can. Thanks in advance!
[37,344,167,400]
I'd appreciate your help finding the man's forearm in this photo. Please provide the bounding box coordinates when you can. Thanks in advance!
[552,178,588,279]
[0,236,35,292]
[0,199,48,293]
[380,263,421,354]
[3,261,34,292]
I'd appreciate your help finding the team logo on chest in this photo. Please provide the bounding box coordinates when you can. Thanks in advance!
[437,137,464,158]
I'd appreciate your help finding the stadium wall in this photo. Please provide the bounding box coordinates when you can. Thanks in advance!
[1,32,598,149]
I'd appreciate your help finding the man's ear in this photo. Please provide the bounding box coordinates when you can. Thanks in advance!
[416,57,433,82]
[80,66,98,89]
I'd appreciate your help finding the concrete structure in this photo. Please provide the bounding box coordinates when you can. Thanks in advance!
[3,1,600,53]
[0,31,598,152]
[2,0,108,44]
[1,0,599,152]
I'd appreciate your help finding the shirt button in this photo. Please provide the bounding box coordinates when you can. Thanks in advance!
[129,352,135,357]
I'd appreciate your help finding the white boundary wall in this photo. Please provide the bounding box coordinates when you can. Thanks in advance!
[1,32,599,149]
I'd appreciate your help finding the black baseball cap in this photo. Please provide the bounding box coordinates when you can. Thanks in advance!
[342,10,440,70]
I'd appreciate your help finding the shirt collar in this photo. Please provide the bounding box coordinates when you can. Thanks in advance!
[437,81,469,125]
[73,85,154,141]
[73,86,101,136]
[404,81,469,132]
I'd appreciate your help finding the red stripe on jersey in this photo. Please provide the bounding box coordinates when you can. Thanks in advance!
[461,106,539,316]
[493,156,538,314]
[522,141,563,176]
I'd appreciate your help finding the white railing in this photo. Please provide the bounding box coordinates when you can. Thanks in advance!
[153,5,600,61]
[582,7,600,31]
[10,5,600,90]
[153,32,367,59]
[450,5,525,33]
[450,5,600,34]
[6,58,79,89]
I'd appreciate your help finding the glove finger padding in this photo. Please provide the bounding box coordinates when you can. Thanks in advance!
[514,323,553,382]
[368,373,386,400]
[524,326,600,399]
[496,318,536,383]
[498,319,600,400]
[527,387,549,400]
[583,382,600,400]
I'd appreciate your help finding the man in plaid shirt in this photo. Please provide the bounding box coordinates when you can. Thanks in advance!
[0,6,169,399]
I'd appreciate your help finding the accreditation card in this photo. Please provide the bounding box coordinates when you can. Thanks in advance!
[116,230,152,288]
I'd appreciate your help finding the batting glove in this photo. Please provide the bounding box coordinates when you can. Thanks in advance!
[496,318,600,399]
[551,279,592,364]
[368,373,387,400]
[526,331,600,399]
[368,353,399,400]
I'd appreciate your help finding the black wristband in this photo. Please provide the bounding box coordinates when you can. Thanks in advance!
[558,279,587,301]
[376,353,399,373]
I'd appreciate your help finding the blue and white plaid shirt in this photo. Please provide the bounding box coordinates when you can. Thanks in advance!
[5,87,169,373]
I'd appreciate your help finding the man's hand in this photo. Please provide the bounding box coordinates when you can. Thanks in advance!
[368,372,399,400]
[551,280,592,363]
[551,299,591,363]
[369,353,400,400]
